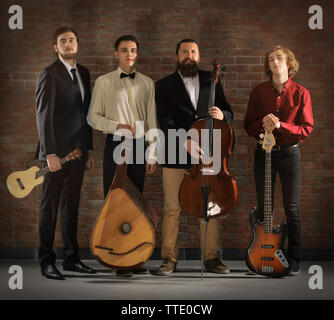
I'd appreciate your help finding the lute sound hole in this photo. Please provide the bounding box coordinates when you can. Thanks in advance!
[120,222,131,234]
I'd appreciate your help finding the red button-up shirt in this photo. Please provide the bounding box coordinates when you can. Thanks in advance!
[244,78,314,146]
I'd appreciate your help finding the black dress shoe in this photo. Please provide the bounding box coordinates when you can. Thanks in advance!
[63,261,97,274]
[132,267,149,274]
[116,270,132,277]
[41,264,65,280]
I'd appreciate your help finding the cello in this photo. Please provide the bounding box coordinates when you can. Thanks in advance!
[90,140,159,270]
[179,59,238,219]
[178,59,238,277]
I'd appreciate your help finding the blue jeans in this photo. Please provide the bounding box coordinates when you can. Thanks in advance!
[254,145,302,262]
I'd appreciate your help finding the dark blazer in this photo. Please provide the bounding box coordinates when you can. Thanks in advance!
[35,59,93,161]
[156,69,233,168]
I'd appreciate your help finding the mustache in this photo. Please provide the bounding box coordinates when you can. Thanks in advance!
[177,58,199,77]
[182,58,196,64]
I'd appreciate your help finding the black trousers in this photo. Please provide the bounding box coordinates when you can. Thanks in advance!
[38,158,86,266]
[254,145,302,262]
[103,134,146,198]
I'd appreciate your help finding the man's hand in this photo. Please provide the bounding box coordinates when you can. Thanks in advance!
[116,123,135,138]
[47,154,62,172]
[263,113,281,132]
[208,106,224,120]
[86,152,95,171]
[185,138,204,161]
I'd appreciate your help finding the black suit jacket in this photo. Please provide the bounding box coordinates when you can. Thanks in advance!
[35,59,93,161]
[156,69,233,168]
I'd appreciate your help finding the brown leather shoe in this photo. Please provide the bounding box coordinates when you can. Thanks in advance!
[204,257,230,274]
[155,258,177,276]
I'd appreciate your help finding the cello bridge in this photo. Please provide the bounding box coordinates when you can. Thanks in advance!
[207,201,221,216]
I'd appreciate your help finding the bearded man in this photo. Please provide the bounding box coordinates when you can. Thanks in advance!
[35,27,95,280]
[154,39,233,275]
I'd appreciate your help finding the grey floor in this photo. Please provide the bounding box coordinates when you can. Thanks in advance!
[0,260,333,300]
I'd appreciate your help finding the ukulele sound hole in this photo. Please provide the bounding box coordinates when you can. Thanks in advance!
[16,178,25,190]
[120,222,131,234]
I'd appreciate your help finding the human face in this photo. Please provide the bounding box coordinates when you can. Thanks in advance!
[177,42,200,65]
[115,41,138,73]
[268,50,289,76]
[54,31,78,61]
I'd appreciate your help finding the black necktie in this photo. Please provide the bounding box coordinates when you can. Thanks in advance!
[71,68,79,85]
[120,72,135,79]
[71,68,82,101]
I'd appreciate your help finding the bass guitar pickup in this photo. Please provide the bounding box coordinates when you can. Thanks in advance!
[261,265,273,273]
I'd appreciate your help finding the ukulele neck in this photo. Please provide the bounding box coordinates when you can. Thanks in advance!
[35,156,69,179]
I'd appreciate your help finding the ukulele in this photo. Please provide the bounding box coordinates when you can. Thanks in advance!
[7,149,82,198]
[245,132,289,277]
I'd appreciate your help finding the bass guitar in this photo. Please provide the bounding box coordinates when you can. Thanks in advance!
[245,131,289,277]
[6,149,82,198]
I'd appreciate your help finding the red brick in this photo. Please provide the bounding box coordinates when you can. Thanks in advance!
[0,0,332,252]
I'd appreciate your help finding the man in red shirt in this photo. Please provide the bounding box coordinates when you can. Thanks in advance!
[244,45,314,275]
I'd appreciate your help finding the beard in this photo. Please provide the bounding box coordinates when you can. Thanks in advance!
[177,58,199,78]
[58,51,77,60]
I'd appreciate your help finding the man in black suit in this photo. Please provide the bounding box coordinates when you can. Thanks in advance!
[155,39,233,275]
[35,27,95,280]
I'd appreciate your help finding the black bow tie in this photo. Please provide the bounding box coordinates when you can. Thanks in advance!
[120,72,135,79]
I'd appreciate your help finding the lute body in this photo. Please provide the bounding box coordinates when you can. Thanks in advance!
[90,162,158,270]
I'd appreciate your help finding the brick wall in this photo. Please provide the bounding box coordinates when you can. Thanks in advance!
[0,0,333,256]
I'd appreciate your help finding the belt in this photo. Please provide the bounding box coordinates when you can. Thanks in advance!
[257,143,298,152]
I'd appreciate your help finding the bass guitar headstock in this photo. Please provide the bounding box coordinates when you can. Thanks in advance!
[259,131,276,153]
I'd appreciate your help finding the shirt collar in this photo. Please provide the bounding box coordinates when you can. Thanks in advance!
[117,66,136,76]
[59,56,77,73]
[270,77,292,92]
[284,77,292,89]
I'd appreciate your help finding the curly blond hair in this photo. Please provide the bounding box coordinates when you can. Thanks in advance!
[264,45,299,79]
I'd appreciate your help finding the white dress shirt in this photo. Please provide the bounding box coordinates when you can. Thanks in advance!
[178,71,200,110]
[87,67,157,139]
[59,56,85,102]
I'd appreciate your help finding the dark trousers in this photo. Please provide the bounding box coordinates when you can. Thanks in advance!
[38,158,86,266]
[254,145,302,262]
[103,134,146,198]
